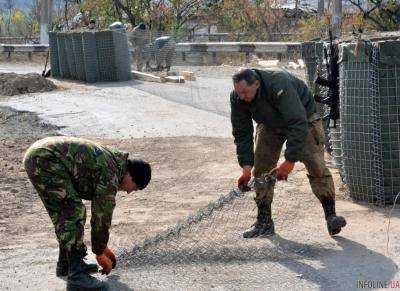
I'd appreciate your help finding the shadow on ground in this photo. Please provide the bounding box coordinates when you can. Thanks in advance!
[109,234,397,290]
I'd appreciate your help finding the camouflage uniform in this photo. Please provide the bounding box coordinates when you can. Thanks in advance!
[23,136,128,255]
[154,36,176,71]
[128,26,151,71]
[230,68,335,209]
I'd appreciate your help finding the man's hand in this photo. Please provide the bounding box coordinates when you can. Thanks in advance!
[271,160,295,181]
[104,247,117,269]
[238,166,252,191]
[96,252,113,275]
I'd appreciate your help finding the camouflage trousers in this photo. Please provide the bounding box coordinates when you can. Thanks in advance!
[133,46,150,72]
[23,148,87,253]
[253,119,335,208]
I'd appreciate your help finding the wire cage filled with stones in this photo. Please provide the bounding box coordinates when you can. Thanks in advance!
[301,41,343,175]
[301,41,324,114]
[339,40,400,205]
[49,30,132,83]
[323,42,344,179]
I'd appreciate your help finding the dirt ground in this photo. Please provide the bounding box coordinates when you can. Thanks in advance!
[0,63,400,290]
[0,73,56,96]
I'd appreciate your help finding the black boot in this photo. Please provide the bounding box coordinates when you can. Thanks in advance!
[243,203,275,238]
[66,250,105,291]
[57,247,99,277]
[322,197,347,236]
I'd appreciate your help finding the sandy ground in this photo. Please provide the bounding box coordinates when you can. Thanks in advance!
[0,62,399,290]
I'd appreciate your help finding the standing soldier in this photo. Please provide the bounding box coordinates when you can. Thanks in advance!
[154,36,176,72]
[23,136,151,291]
[230,68,346,238]
[128,23,151,71]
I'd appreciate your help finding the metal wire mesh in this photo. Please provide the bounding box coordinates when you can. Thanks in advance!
[301,41,342,169]
[49,30,132,82]
[96,31,118,82]
[48,32,60,78]
[115,187,322,290]
[82,31,99,83]
[339,42,385,204]
[57,33,71,78]
[301,41,323,91]
[377,40,400,203]
[324,43,344,179]
[128,30,177,72]
[112,30,132,81]
[72,32,86,81]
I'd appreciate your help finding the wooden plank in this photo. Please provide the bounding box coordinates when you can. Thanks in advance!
[131,70,164,83]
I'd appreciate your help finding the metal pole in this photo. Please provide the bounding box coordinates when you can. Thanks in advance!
[332,0,342,37]
[40,0,52,44]
[318,0,324,18]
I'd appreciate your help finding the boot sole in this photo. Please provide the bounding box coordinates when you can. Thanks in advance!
[57,266,99,278]
[243,227,275,238]
[66,283,106,291]
[328,217,347,236]
[259,230,275,237]
[243,232,260,238]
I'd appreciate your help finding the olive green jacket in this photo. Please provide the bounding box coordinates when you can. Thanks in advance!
[230,68,317,166]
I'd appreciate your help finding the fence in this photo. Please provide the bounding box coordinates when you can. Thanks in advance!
[339,40,400,205]
[49,30,132,82]
[0,37,39,44]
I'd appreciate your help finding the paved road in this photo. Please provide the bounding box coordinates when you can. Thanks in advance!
[0,63,233,139]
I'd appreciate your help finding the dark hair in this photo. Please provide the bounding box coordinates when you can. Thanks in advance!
[127,159,151,190]
[138,23,146,30]
[232,69,258,85]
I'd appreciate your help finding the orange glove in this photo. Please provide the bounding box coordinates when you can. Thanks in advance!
[103,247,117,269]
[238,166,252,191]
[96,253,113,275]
[272,160,295,181]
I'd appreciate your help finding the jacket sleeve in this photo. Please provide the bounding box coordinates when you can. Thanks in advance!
[230,92,254,167]
[90,172,118,255]
[273,81,309,162]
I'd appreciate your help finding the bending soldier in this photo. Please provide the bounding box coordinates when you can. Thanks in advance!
[23,136,151,291]
[230,68,346,238]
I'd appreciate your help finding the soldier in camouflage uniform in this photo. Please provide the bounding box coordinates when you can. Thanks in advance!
[154,36,176,72]
[23,136,151,291]
[128,23,151,71]
[230,68,346,238]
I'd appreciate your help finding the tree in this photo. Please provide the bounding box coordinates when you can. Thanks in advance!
[348,0,400,31]
[3,0,15,35]
[26,0,41,37]
[0,14,4,36]
[11,10,27,36]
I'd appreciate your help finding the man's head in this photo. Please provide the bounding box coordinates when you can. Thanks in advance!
[137,22,146,30]
[232,69,260,103]
[88,18,96,29]
[120,159,151,193]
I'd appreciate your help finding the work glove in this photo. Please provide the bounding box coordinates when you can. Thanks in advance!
[96,247,116,275]
[271,160,295,181]
[104,247,117,269]
[238,166,252,191]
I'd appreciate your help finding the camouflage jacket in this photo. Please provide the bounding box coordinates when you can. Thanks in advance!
[27,136,128,255]
[128,26,151,49]
[230,68,317,166]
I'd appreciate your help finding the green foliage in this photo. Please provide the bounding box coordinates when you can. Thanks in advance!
[371,0,400,31]
[348,0,400,31]
[297,15,330,41]
[4,0,399,41]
